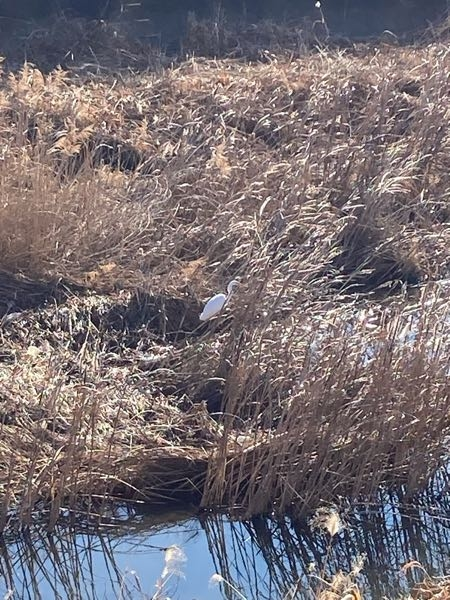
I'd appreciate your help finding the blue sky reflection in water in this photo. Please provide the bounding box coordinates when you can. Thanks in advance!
[0,512,223,600]
[0,488,450,600]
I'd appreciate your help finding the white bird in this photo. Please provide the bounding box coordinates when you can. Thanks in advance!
[199,280,239,322]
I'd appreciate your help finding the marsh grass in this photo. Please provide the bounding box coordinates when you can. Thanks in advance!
[0,30,448,527]
[202,286,450,515]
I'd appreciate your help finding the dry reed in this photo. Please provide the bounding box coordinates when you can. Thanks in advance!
[0,30,448,528]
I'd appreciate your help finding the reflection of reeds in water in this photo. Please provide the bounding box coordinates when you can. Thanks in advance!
[201,487,450,600]
[0,527,122,599]
[0,508,195,600]
[0,492,449,599]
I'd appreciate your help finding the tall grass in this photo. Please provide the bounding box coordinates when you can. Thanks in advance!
[202,285,450,515]
[0,34,448,525]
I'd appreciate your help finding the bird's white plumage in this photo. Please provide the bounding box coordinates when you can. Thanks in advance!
[199,292,227,321]
[199,280,239,322]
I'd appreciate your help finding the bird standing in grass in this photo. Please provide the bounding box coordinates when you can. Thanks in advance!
[199,280,239,322]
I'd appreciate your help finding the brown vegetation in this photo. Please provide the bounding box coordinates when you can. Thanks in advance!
[0,31,449,528]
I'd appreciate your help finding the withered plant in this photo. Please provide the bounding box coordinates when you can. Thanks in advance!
[0,33,448,527]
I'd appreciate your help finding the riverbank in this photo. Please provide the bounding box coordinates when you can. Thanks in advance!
[0,35,449,529]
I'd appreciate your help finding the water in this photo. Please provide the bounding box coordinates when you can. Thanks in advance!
[0,510,222,600]
[1,492,449,600]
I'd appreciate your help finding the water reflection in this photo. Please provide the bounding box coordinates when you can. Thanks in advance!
[203,495,450,599]
[0,494,449,599]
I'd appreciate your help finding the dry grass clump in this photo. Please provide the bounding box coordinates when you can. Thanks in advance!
[315,568,450,600]
[202,286,450,515]
[1,43,448,288]
[0,35,449,526]
[409,577,450,600]
[0,290,218,530]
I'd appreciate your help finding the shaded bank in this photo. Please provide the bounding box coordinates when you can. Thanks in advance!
[0,0,447,32]
[0,1,448,72]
